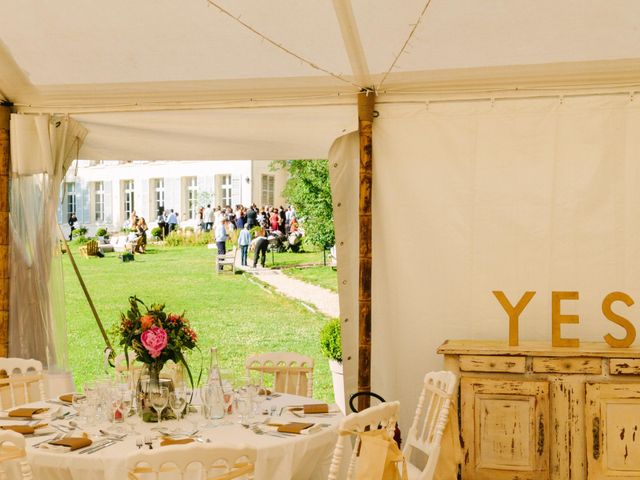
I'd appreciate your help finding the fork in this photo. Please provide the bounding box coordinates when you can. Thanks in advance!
[250,425,288,438]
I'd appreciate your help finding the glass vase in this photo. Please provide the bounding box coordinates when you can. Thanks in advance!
[137,362,174,422]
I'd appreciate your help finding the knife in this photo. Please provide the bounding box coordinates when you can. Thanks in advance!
[76,440,109,454]
[87,440,117,454]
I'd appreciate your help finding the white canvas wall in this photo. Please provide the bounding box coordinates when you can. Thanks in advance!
[332,92,640,430]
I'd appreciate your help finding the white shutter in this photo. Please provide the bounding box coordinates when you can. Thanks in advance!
[140,178,150,221]
[104,181,113,227]
[80,181,90,225]
[231,174,241,206]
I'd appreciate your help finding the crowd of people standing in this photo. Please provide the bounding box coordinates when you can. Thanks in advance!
[201,203,299,269]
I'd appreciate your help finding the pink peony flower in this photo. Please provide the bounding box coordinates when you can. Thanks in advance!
[140,315,154,330]
[141,326,168,358]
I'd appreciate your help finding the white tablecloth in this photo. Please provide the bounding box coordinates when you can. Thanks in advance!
[8,394,342,480]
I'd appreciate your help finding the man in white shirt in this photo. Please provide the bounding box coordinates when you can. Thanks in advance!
[215,218,229,257]
[204,204,214,231]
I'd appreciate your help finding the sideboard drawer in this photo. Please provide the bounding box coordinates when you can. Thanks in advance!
[459,355,526,373]
[532,357,601,374]
[609,358,640,374]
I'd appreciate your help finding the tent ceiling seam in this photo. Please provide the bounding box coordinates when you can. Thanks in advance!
[12,98,358,115]
[11,93,359,115]
[332,0,371,87]
[376,88,640,107]
[204,0,366,91]
[376,0,434,91]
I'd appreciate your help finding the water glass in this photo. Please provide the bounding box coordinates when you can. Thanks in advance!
[235,388,252,425]
[72,393,88,424]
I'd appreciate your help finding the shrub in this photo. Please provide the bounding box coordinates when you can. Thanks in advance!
[320,319,342,363]
[72,226,88,238]
[74,236,90,245]
[151,227,162,239]
[164,231,213,247]
[95,228,108,237]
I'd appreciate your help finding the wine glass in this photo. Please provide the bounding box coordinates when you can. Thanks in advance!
[121,390,138,433]
[149,386,169,426]
[169,389,187,427]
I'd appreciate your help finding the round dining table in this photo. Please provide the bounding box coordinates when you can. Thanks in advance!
[3,393,343,479]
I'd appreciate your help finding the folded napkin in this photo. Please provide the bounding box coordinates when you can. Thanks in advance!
[47,437,92,452]
[59,393,74,404]
[303,404,329,414]
[160,437,195,447]
[1,424,49,435]
[8,407,48,418]
[277,422,317,434]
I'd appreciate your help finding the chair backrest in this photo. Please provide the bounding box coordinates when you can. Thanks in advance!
[0,358,46,409]
[245,352,314,397]
[126,443,256,480]
[402,371,458,480]
[86,239,99,255]
[0,430,32,480]
[328,401,400,480]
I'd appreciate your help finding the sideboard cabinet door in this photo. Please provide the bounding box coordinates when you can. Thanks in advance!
[586,383,640,479]
[461,377,549,480]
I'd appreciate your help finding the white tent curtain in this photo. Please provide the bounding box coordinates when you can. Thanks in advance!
[328,132,359,410]
[9,114,87,371]
[331,92,640,430]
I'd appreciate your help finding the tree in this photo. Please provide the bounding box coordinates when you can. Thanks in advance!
[272,159,334,248]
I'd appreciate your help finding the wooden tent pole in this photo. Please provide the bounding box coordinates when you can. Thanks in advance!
[0,105,10,357]
[358,89,375,410]
[57,226,113,353]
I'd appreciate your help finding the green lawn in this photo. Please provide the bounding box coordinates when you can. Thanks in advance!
[267,243,331,268]
[281,266,338,293]
[63,244,334,402]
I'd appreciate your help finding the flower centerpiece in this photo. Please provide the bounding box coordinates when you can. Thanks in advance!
[118,296,198,420]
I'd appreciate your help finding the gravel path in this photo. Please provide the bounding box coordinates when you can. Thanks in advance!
[235,255,339,318]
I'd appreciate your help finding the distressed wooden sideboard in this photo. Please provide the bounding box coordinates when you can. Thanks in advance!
[438,340,640,480]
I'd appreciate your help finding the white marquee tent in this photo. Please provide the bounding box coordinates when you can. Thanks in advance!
[2,0,640,435]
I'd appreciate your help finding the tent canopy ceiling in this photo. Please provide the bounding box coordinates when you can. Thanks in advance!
[2,0,640,159]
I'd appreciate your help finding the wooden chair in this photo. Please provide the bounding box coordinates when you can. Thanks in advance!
[217,247,237,274]
[0,358,46,410]
[403,371,458,480]
[79,239,99,258]
[328,401,400,480]
[0,430,32,480]
[126,443,256,480]
[245,352,314,397]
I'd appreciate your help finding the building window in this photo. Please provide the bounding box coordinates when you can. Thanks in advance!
[123,180,135,220]
[261,174,275,206]
[186,177,198,219]
[221,175,232,207]
[94,181,104,222]
[65,182,76,219]
[153,178,165,217]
